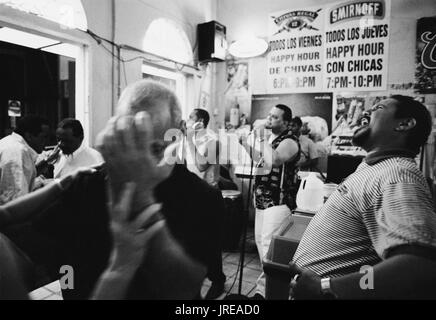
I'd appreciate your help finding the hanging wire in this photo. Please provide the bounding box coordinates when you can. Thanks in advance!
[122,55,165,64]
[122,60,128,86]
[225,256,243,296]
[83,28,198,71]
[174,62,186,73]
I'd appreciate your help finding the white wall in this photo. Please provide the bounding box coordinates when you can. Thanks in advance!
[80,0,114,145]
[5,0,434,142]
[217,0,436,100]
[81,0,207,143]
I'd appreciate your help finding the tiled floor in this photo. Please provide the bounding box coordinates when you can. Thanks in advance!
[30,226,261,300]
[200,225,262,300]
[29,280,63,300]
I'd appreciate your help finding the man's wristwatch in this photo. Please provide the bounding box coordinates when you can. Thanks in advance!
[320,277,338,299]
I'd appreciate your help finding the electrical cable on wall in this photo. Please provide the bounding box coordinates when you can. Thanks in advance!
[82,28,198,74]
[122,55,164,64]
[122,60,128,86]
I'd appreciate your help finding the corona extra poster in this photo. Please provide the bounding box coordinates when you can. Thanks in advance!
[415,17,436,93]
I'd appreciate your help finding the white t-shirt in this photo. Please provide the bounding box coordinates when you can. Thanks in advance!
[0,133,38,204]
[53,143,104,178]
[181,129,220,186]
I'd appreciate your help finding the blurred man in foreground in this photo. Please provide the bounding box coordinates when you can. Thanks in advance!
[2,80,225,299]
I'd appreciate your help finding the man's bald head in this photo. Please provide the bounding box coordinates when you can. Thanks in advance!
[116,79,182,139]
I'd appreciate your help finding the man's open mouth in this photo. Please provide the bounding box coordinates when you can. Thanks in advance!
[353,114,370,133]
[360,117,369,126]
[358,113,370,127]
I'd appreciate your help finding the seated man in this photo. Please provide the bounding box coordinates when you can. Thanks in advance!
[53,118,103,178]
[290,96,436,299]
[1,80,224,300]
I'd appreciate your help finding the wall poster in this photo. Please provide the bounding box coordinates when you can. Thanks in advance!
[415,17,436,93]
[224,59,251,131]
[267,0,391,94]
[267,6,325,93]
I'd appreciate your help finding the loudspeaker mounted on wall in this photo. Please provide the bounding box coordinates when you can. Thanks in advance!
[197,21,227,63]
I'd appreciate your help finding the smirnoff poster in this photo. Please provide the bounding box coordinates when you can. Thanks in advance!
[267,0,391,94]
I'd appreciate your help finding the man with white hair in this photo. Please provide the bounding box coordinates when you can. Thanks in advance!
[1,80,224,300]
[99,81,226,298]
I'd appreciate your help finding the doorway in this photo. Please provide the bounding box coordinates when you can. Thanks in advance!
[0,27,80,146]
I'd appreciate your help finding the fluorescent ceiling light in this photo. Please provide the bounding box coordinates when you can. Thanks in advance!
[0,27,78,58]
[228,37,268,58]
[0,27,58,48]
[41,42,79,59]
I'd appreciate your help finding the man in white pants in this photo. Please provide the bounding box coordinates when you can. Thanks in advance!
[245,104,300,299]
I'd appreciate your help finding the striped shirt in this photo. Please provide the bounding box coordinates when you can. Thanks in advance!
[293,155,436,277]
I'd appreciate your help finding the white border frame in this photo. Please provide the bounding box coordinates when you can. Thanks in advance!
[0,4,92,145]
[142,64,189,119]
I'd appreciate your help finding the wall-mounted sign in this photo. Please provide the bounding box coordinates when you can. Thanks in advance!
[267,6,325,93]
[415,17,436,93]
[8,100,21,117]
[324,0,390,92]
[267,0,391,94]
[224,60,251,129]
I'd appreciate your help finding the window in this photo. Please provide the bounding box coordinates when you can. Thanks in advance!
[143,19,198,119]
[142,65,188,118]
[143,18,193,65]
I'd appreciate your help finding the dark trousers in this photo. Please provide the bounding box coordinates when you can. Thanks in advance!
[0,233,35,299]
[2,221,110,300]
[207,239,226,284]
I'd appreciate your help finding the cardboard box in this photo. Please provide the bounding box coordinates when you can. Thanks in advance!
[263,214,312,300]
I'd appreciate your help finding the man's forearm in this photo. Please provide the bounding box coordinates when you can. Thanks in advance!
[241,135,269,166]
[331,254,436,299]
[0,181,62,228]
[187,138,219,172]
[261,143,280,167]
[186,139,208,171]
[91,264,138,300]
[92,237,145,300]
